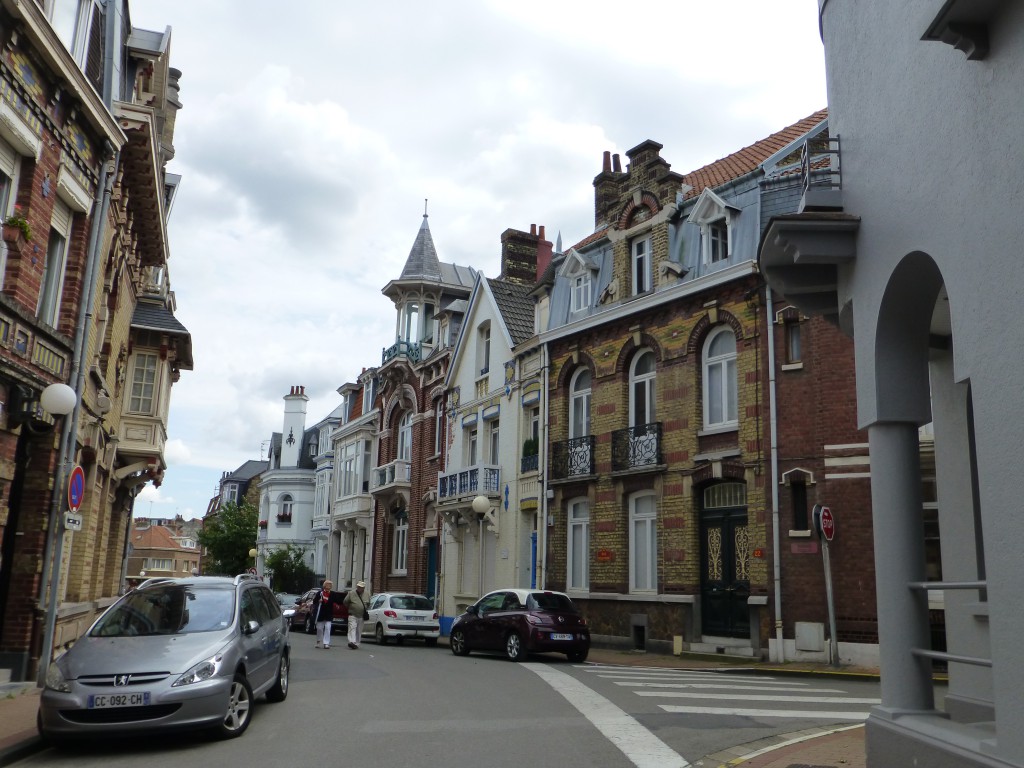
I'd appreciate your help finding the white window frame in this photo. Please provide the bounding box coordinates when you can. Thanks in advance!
[221,482,239,505]
[279,494,293,520]
[45,0,101,65]
[487,418,499,464]
[392,515,408,574]
[691,188,736,267]
[0,140,21,290]
[398,412,413,461]
[478,323,491,376]
[572,273,591,313]
[467,427,478,466]
[703,327,738,429]
[567,498,590,591]
[629,349,656,427]
[434,401,444,456]
[631,236,651,295]
[38,200,73,327]
[569,369,591,439]
[629,492,657,593]
[340,441,359,496]
[128,352,158,414]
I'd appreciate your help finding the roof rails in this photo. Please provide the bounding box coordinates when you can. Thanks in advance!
[234,573,260,585]
[137,578,175,589]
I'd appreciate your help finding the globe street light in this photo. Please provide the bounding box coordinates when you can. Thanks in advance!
[249,547,258,575]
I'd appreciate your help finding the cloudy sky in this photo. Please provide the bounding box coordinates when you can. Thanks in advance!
[126,1,827,520]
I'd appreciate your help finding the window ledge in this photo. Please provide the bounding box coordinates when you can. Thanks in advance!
[781,362,804,371]
[697,424,738,437]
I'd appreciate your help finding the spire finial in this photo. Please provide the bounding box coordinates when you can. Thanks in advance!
[424,198,428,218]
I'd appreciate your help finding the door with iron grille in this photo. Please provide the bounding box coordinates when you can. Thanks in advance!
[699,482,750,637]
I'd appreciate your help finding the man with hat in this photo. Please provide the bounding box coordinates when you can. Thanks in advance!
[343,581,369,649]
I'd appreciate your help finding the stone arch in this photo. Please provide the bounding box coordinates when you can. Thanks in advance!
[614,333,663,377]
[687,308,744,355]
[555,352,596,390]
[383,383,419,430]
[617,191,662,230]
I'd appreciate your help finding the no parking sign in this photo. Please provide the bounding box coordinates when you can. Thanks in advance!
[68,465,85,513]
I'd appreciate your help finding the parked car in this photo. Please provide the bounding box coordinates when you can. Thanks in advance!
[292,587,348,634]
[363,593,440,646]
[449,589,590,662]
[38,575,290,744]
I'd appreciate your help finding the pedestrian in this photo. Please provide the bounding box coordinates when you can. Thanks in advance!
[311,579,343,649]
[343,581,369,649]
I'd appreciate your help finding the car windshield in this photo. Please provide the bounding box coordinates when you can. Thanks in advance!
[91,585,235,637]
[391,595,433,611]
[526,592,577,612]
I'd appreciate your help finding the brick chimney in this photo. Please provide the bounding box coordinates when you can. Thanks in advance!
[499,226,542,286]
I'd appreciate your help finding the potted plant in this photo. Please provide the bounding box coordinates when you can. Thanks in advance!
[3,207,31,243]
[258,520,268,529]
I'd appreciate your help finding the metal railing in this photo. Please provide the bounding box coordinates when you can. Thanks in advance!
[382,339,422,364]
[908,579,990,667]
[801,134,842,195]
[611,422,662,471]
[550,436,595,479]
[373,459,411,490]
[437,463,501,500]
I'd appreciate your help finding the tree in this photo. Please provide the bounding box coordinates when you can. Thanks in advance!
[197,501,258,576]
[263,544,316,593]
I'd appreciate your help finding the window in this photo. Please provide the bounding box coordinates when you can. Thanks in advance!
[46,0,103,74]
[567,498,590,591]
[791,477,808,531]
[630,349,656,427]
[922,475,942,581]
[703,328,738,428]
[630,493,657,592]
[0,146,19,289]
[402,301,419,343]
[569,369,591,439]
[478,323,491,375]
[572,273,591,313]
[279,495,293,521]
[128,353,158,414]
[487,418,499,463]
[318,427,331,455]
[785,320,802,364]
[340,441,359,496]
[392,514,408,574]
[691,188,735,267]
[398,412,412,461]
[434,400,445,456]
[709,220,729,263]
[527,407,540,444]
[38,201,73,327]
[145,558,173,571]
[467,427,478,466]
[631,236,651,295]
[221,483,239,505]
[422,302,435,344]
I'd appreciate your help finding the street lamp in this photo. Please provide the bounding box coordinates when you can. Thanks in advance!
[471,495,490,515]
[249,547,258,575]
[471,496,489,597]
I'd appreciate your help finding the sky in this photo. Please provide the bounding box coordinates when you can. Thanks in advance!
[126,1,827,521]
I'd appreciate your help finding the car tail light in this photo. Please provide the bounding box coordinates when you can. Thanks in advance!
[432,612,438,620]
[384,609,397,618]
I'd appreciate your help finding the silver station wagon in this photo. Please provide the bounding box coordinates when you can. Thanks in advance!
[38,575,290,743]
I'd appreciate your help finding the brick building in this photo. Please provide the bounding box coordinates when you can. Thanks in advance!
[536,111,877,663]
[0,2,189,682]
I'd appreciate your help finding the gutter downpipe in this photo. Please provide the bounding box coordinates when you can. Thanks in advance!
[538,340,549,589]
[36,145,118,684]
[765,287,784,663]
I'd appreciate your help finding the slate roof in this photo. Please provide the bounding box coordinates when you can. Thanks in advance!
[225,459,267,482]
[681,109,829,200]
[400,214,442,280]
[488,278,535,346]
[131,299,190,335]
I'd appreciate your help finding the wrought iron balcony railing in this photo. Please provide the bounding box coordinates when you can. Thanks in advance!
[437,463,501,501]
[382,339,422,365]
[550,436,595,479]
[520,453,539,473]
[611,422,662,471]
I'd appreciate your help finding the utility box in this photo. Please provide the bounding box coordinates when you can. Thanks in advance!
[795,621,825,652]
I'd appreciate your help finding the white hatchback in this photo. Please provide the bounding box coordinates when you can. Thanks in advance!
[362,593,440,646]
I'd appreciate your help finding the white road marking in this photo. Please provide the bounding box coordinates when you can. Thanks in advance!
[658,704,870,719]
[524,663,689,768]
[616,682,845,693]
[637,691,880,704]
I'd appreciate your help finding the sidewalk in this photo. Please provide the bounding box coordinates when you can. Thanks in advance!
[0,648,872,768]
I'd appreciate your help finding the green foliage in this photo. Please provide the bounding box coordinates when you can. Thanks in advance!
[196,501,258,575]
[3,213,31,241]
[522,437,539,457]
[263,544,315,593]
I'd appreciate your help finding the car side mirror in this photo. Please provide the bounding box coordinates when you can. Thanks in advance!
[243,620,260,635]
[467,605,479,616]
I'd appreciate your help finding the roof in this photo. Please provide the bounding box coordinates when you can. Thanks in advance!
[224,459,267,483]
[131,299,189,335]
[488,278,535,346]
[400,214,442,280]
[132,524,191,551]
[682,109,829,199]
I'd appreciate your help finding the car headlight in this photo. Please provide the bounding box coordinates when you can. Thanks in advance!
[44,662,70,693]
[283,608,295,618]
[172,655,223,687]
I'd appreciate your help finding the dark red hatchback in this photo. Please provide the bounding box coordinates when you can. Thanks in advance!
[449,589,590,662]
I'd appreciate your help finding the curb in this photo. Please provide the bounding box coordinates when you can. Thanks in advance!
[0,735,43,768]
[700,724,865,768]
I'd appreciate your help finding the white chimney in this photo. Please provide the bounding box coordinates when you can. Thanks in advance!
[281,385,309,468]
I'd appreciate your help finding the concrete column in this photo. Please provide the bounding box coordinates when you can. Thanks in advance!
[868,422,934,714]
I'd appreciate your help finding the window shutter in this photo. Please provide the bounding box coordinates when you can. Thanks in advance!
[51,199,72,236]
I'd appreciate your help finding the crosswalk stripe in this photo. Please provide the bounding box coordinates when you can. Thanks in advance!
[658,705,870,719]
[616,682,845,693]
[637,692,880,704]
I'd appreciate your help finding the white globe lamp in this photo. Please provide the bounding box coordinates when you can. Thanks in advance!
[472,495,490,515]
[40,383,77,416]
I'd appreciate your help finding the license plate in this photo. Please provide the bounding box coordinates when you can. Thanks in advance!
[550,633,573,641]
[404,615,423,621]
[88,692,151,708]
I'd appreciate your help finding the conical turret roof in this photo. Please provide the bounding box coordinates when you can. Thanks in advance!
[400,213,442,281]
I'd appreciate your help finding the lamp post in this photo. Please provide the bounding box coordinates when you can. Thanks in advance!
[36,384,80,685]
[249,547,258,576]
[472,495,489,596]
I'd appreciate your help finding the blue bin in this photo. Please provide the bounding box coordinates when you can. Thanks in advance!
[439,616,455,637]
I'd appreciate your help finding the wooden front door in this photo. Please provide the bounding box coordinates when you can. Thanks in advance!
[699,483,750,638]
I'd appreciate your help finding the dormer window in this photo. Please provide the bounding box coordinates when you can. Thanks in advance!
[477,322,491,376]
[631,236,652,295]
[690,188,738,267]
[572,274,591,313]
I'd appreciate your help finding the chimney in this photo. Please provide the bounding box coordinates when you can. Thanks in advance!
[281,385,309,468]
[612,154,622,173]
[499,227,541,286]
[535,230,553,283]
[602,151,612,172]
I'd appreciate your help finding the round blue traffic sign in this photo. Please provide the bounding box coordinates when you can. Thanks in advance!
[68,465,85,513]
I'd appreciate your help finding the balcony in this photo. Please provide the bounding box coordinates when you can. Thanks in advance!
[520,453,539,474]
[437,463,501,502]
[382,340,421,365]
[611,423,663,472]
[372,459,411,494]
[550,436,595,480]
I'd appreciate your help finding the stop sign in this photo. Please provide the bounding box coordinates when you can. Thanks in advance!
[820,506,836,542]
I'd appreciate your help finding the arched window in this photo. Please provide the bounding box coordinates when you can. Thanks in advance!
[398,412,413,461]
[703,328,738,428]
[567,498,590,591]
[570,369,591,438]
[278,494,293,522]
[630,349,656,427]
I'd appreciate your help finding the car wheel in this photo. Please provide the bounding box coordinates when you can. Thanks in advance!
[449,628,470,656]
[505,631,526,662]
[304,615,314,635]
[567,649,589,663]
[375,623,388,645]
[424,637,438,647]
[213,673,253,739]
[266,653,289,702]
[36,711,69,749]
